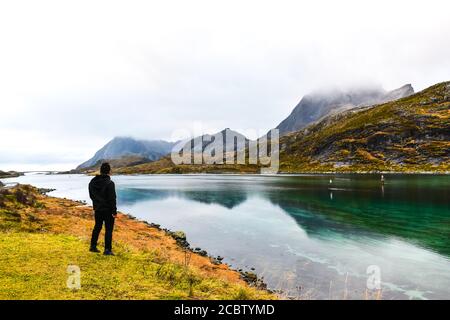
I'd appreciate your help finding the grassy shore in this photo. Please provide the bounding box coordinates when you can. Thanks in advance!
[0,184,274,300]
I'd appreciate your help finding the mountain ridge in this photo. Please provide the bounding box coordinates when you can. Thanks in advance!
[77,137,175,169]
[174,128,249,154]
[276,84,414,135]
[279,81,449,172]
[76,81,449,174]
[110,81,449,174]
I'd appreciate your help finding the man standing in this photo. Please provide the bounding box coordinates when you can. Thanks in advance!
[89,162,117,255]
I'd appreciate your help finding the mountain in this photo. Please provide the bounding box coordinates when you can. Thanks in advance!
[112,129,259,174]
[276,84,414,135]
[75,155,152,172]
[112,81,449,174]
[279,81,449,172]
[79,81,448,174]
[175,128,249,154]
[0,170,22,179]
[77,137,175,169]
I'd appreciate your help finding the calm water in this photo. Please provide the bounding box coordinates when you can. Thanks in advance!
[3,173,450,299]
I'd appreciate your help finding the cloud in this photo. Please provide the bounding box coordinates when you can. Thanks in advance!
[1,0,449,170]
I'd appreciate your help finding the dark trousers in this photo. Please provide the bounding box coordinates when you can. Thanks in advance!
[90,211,115,251]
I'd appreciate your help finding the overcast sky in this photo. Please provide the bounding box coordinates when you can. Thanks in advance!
[1,0,450,171]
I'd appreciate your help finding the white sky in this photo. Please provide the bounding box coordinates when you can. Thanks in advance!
[1,0,450,171]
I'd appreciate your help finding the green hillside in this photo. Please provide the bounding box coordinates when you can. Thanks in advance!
[279,81,450,172]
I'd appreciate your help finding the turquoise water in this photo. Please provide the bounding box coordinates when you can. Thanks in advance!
[3,173,449,299]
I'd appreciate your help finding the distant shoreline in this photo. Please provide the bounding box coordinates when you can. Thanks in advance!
[60,170,450,176]
[3,171,448,181]
[0,171,23,179]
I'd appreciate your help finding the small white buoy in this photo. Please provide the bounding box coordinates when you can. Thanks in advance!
[329,179,333,184]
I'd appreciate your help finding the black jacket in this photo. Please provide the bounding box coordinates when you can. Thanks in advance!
[88,174,117,215]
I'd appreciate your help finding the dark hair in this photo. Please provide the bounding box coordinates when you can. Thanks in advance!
[100,162,111,175]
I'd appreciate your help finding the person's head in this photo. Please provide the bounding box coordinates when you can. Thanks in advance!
[100,162,111,175]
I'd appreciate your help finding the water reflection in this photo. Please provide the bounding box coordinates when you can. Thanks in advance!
[3,173,450,299]
[117,175,450,258]
[118,188,248,209]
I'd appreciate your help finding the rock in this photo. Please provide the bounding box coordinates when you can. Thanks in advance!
[193,247,209,256]
[242,271,258,283]
[239,271,268,290]
[210,255,225,265]
[171,231,186,241]
[168,230,189,248]
[37,188,56,194]
[14,188,36,206]
[198,250,208,257]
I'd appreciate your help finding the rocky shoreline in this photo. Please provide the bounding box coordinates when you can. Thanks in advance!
[116,214,269,291]
[0,184,274,299]
[16,182,270,292]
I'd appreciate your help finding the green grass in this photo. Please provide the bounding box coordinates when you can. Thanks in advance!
[0,232,266,300]
[0,185,274,300]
